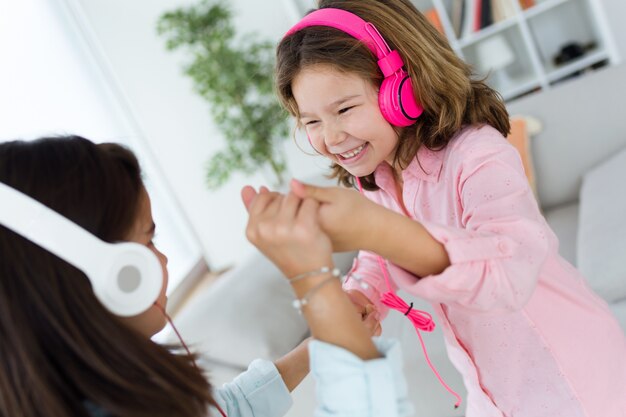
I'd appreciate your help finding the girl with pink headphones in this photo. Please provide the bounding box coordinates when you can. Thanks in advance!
[275,1,626,416]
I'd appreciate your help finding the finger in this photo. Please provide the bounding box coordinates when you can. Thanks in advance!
[260,186,270,194]
[363,311,381,336]
[373,322,382,337]
[248,191,282,218]
[345,290,374,311]
[280,191,303,220]
[296,197,320,226]
[290,179,333,203]
[241,186,258,212]
[363,309,380,326]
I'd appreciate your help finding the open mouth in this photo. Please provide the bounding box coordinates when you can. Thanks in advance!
[337,143,367,162]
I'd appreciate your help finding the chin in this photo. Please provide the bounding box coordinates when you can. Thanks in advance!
[345,167,376,179]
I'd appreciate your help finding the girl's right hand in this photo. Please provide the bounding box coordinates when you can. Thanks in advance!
[241,185,333,279]
[346,289,382,337]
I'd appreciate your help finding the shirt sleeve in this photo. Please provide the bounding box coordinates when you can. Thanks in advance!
[309,338,414,417]
[342,250,398,319]
[212,359,292,417]
[403,137,552,312]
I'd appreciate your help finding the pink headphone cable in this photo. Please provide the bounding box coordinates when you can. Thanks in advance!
[154,302,228,417]
[354,177,462,409]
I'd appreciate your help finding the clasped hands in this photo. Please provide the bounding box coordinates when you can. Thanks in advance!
[241,179,382,337]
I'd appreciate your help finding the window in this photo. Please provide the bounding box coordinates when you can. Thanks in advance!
[0,0,204,295]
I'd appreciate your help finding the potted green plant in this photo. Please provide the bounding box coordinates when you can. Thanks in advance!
[157,0,289,189]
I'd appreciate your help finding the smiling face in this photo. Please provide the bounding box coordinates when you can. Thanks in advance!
[293,64,399,178]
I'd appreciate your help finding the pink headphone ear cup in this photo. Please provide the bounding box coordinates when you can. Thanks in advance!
[379,71,423,127]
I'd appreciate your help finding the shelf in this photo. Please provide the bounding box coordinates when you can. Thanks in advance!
[545,48,608,82]
[414,0,616,102]
[523,0,573,18]
[500,76,541,100]
[458,17,518,48]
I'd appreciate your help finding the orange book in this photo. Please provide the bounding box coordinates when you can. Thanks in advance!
[424,8,445,35]
[519,0,535,10]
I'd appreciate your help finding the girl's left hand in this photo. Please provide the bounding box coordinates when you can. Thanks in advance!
[241,185,333,278]
[290,179,382,252]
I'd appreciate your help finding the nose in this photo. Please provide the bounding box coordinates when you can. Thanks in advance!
[323,120,346,148]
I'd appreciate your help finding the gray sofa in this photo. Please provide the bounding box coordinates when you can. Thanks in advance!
[169,63,626,417]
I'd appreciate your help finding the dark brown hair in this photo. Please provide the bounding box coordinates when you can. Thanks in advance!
[0,136,217,417]
[276,0,510,190]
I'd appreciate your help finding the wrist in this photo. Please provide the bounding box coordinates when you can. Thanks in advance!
[282,257,334,281]
[361,203,389,253]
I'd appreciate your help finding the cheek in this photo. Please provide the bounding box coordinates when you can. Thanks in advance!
[306,129,329,155]
[150,248,169,295]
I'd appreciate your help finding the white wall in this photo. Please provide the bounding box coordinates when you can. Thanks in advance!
[72,0,330,270]
[72,0,626,270]
[0,0,204,287]
[598,0,626,59]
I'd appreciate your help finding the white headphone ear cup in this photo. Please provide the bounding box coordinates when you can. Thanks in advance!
[97,242,162,317]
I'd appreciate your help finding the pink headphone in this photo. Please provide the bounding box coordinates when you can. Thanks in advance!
[284,7,423,127]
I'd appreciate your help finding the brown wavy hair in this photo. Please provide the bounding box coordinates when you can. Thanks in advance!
[276,0,510,190]
[0,136,218,417]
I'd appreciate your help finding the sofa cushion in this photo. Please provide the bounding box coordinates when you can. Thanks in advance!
[169,249,357,368]
[577,146,626,303]
[543,202,579,266]
[610,302,626,334]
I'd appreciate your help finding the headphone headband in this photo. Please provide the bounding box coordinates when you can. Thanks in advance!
[283,7,423,127]
[0,181,162,317]
[285,8,390,59]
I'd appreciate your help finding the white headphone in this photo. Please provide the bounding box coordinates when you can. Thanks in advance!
[0,181,163,317]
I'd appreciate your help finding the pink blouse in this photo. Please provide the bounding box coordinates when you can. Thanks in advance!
[344,125,626,417]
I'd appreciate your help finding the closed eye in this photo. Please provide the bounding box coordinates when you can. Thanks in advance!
[338,106,354,115]
[304,120,319,126]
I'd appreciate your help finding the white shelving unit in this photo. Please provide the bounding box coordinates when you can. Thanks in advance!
[416,0,618,100]
[288,0,618,102]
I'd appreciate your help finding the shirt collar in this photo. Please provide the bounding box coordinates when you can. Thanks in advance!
[374,145,445,188]
[406,145,445,183]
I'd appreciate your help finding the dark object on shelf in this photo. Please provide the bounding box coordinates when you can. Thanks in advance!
[551,59,609,87]
[553,41,596,66]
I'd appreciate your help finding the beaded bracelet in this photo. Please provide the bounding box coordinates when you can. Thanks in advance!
[292,275,339,313]
[288,266,341,283]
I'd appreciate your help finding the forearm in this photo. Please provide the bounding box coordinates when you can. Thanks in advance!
[365,205,450,277]
[274,338,311,392]
[289,262,380,361]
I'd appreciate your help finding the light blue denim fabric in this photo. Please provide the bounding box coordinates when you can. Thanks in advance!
[85,338,413,417]
[212,337,414,417]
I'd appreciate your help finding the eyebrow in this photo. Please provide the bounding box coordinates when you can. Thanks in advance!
[299,94,361,118]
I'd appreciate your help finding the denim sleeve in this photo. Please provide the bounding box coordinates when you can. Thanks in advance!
[309,338,414,417]
[213,359,292,417]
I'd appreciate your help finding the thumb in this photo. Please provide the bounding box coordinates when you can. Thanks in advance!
[290,178,333,202]
[240,185,258,212]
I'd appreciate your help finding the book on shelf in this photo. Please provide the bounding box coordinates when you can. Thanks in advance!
[424,7,445,35]
[518,0,536,10]
[480,0,494,30]
[451,0,465,38]
[461,0,476,38]
[454,0,519,41]
[492,0,517,23]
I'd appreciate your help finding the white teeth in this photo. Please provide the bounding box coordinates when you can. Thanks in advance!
[340,144,365,159]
